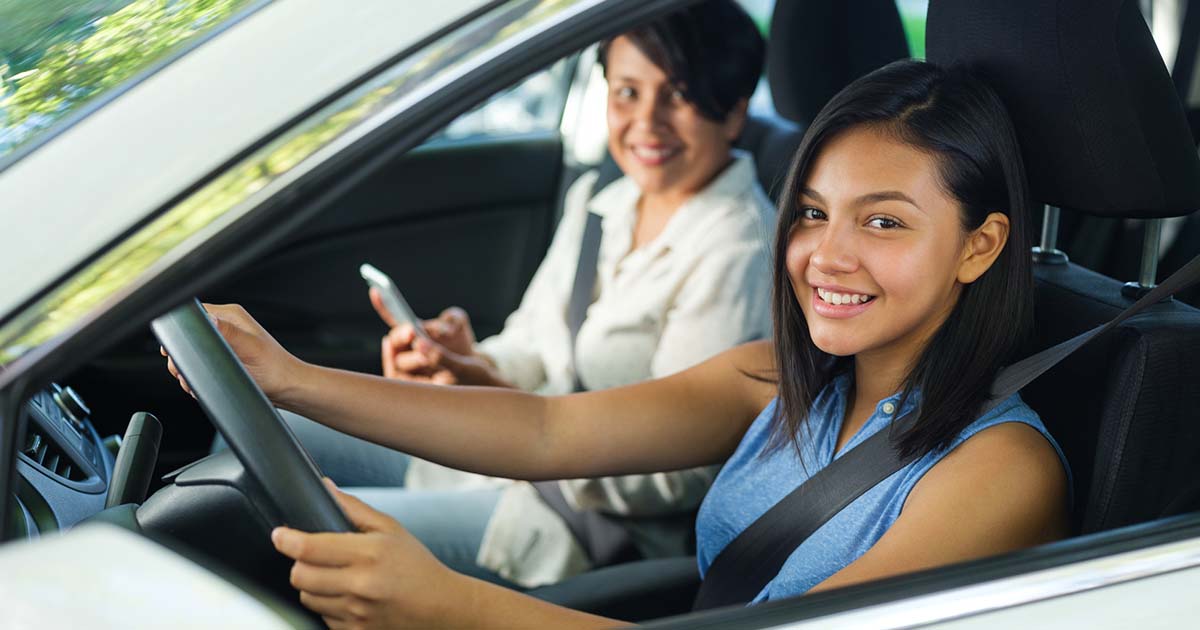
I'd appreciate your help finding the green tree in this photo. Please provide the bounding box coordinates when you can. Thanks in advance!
[0,0,129,73]
[1,0,249,152]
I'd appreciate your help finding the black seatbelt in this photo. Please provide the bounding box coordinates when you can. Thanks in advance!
[534,206,643,566]
[566,211,603,393]
[694,253,1200,610]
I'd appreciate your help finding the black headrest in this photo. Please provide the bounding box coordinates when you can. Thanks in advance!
[767,0,910,125]
[927,0,1200,219]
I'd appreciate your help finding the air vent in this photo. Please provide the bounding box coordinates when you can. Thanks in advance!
[21,428,86,482]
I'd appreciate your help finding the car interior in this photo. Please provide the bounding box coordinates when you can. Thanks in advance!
[6,0,1200,626]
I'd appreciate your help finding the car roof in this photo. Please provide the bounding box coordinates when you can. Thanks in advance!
[0,0,489,322]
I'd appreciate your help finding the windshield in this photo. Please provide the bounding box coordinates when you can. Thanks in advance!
[0,0,257,162]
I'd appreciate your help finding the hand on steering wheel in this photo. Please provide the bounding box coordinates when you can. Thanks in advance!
[154,299,352,533]
[272,479,462,629]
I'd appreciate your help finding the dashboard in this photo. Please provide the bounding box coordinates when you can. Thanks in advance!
[9,385,116,538]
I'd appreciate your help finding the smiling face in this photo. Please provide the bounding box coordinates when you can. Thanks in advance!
[786,125,993,369]
[604,36,745,206]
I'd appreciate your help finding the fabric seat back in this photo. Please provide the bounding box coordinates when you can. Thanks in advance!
[929,0,1200,534]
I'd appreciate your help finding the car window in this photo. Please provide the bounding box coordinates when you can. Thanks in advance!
[897,0,929,59]
[0,0,258,161]
[425,56,575,144]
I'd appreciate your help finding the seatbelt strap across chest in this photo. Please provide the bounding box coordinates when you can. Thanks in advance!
[566,211,603,393]
[535,205,642,566]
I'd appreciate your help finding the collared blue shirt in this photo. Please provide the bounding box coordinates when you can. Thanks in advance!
[695,374,1069,603]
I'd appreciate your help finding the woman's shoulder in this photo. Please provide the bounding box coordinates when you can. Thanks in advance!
[935,394,1065,480]
[910,395,1070,528]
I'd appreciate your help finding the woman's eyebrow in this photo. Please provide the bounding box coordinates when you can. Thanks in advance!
[855,190,920,209]
[801,188,925,214]
[799,187,826,204]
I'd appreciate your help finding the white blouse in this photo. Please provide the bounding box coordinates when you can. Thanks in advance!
[408,152,775,587]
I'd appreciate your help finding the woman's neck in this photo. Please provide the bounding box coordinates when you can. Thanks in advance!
[630,151,735,250]
[836,350,913,452]
[630,195,680,251]
[852,356,908,410]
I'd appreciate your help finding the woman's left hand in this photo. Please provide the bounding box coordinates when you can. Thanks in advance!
[271,480,465,629]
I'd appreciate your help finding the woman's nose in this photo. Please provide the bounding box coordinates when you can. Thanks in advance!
[809,225,859,275]
[633,94,666,128]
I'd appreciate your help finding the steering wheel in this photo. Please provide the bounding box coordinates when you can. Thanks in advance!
[152,298,353,533]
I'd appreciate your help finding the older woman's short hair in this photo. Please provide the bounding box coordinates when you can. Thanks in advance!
[598,0,766,122]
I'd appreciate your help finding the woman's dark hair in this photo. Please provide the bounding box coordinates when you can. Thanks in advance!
[597,0,765,121]
[767,59,1035,459]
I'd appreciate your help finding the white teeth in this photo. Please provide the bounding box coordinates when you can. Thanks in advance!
[817,287,873,306]
[632,146,677,160]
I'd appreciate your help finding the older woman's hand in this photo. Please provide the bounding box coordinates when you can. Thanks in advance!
[271,480,465,629]
[368,290,511,388]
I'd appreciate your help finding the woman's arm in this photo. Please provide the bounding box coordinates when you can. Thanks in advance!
[178,304,776,482]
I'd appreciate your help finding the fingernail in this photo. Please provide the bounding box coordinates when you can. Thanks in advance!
[271,527,283,546]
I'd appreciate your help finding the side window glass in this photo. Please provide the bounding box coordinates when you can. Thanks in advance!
[424,57,574,144]
[737,0,776,117]
[896,0,929,59]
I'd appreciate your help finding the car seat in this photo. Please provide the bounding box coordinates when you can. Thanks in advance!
[928,0,1200,535]
[1052,0,1200,306]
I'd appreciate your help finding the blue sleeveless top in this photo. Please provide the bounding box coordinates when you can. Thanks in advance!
[695,374,1070,603]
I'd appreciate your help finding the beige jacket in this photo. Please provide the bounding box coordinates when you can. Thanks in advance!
[406,152,774,587]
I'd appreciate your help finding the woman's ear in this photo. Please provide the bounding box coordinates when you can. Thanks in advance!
[722,98,750,142]
[957,212,1010,284]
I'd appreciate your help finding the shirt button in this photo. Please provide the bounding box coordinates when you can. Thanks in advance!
[882,402,896,415]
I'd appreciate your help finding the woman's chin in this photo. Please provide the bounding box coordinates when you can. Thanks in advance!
[808,334,861,358]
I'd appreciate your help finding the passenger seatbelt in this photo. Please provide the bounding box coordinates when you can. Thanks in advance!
[566,211,603,393]
[694,253,1200,610]
[534,206,643,566]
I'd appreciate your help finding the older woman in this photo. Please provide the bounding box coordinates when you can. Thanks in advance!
[274,0,774,590]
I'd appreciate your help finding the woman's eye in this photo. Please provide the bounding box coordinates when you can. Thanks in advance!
[669,88,686,103]
[867,216,902,229]
[801,207,827,221]
[615,86,636,100]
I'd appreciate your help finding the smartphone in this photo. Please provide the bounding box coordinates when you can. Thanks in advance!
[359,263,431,342]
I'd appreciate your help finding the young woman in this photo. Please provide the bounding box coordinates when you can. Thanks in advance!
[168,60,1070,627]
[268,0,774,589]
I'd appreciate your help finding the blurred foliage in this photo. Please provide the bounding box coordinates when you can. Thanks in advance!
[1,0,250,154]
[0,0,130,73]
[895,0,928,59]
[901,15,926,59]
